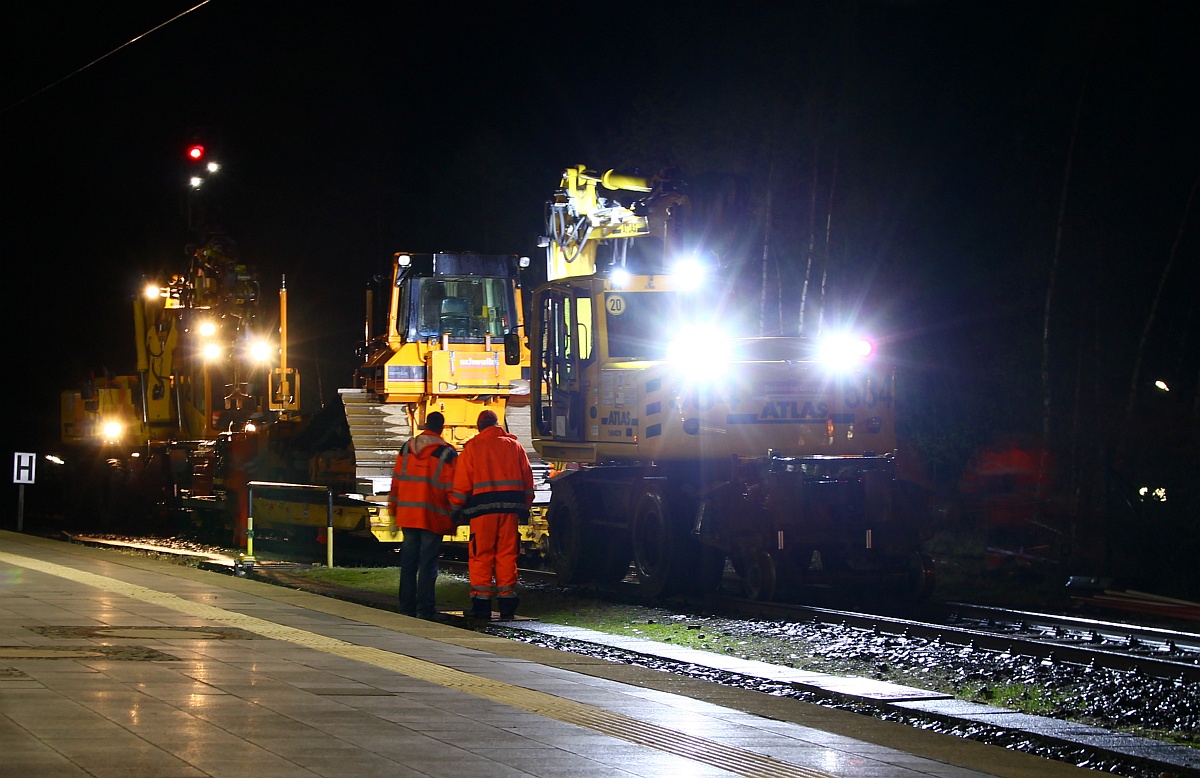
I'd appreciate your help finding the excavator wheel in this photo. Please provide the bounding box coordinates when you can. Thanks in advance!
[630,484,687,599]
[546,478,595,585]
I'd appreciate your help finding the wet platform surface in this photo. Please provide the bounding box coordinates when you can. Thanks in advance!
[0,530,1147,776]
[513,621,1200,776]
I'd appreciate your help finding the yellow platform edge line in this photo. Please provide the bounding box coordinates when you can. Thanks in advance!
[0,547,832,778]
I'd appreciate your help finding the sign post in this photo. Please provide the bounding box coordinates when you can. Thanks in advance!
[13,452,36,532]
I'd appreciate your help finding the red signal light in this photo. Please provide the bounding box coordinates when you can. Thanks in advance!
[187,144,205,161]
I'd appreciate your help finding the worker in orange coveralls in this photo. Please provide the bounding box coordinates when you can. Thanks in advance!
[449,409,534,620]
[387,411,457,620]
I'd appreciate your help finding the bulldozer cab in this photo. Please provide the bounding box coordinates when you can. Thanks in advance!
[408,276,514,343]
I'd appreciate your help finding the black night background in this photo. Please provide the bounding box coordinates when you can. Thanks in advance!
[3,1,1198,598]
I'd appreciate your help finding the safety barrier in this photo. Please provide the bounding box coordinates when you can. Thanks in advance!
[246,481,336,568]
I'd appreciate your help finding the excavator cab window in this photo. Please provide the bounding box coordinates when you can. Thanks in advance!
[605,290,688,360]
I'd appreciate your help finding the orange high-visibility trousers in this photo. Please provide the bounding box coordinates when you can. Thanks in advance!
[468,512,520,600]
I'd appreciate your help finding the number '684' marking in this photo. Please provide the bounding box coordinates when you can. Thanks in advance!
[844,376,890,409]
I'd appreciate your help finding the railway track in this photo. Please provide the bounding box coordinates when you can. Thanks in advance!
[709,595,1200,682]
[939,601,1200,680]
[436,553,1200,685]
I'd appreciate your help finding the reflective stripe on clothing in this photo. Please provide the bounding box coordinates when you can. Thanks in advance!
[456,490,530,521]
[387,432,457,535]
[449,425,535,520]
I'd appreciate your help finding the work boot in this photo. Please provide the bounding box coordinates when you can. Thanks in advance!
[498,596,520,621]
[469,597,492,620]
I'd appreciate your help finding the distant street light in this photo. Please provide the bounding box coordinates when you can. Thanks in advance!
[1154,380,1169,392]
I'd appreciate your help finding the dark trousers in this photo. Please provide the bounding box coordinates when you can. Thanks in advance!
[399,528,442,618]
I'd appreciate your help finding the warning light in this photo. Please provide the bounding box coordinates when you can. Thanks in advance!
[187,144,205,161]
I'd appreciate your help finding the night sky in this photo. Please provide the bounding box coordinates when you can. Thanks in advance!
[4,1,1199,490]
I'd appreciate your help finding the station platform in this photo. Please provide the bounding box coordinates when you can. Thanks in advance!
[0,530,1109,777]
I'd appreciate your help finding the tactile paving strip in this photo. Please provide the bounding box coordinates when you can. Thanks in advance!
[0,549,834,778]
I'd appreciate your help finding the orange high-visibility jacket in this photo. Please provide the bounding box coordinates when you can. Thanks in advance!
[388,431,457,535]
[449,425,534,521]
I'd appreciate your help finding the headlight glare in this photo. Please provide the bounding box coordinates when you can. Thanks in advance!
[671,255,707,292]
[817,334,873,369]
[667,326,732,381]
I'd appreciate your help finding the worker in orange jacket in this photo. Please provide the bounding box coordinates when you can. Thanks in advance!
[449,409,534,620]
[388,411,457,619]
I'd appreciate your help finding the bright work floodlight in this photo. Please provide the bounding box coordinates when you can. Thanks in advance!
[248,340,274,363]
[666,324,733,381]
[817,334,873,370]
[670,255,707,292]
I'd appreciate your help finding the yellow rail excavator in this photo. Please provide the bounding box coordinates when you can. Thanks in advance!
[505,165,934,601]
[59,232,304,543]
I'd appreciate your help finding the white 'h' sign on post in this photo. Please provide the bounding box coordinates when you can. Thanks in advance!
[13,452,36,484]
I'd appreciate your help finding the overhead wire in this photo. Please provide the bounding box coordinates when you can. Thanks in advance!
[3,1,211,114]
